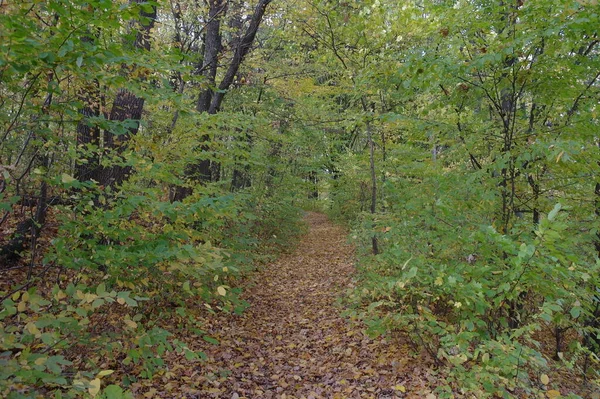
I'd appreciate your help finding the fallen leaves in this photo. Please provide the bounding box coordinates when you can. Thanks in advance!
[393,384,406,393]
[546,390,561,399]
[88,378,101,397]
[540,374,550,385]
[156,212,437,398]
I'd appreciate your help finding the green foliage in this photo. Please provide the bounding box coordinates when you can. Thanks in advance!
[2,0,599,396]
[346,203,598,396]
[0,0,308,397]
[0,283,185,398]
[320,0,600,395]
[1,150,306,398]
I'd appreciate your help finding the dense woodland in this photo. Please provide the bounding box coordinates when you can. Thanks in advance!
[1,0,599,398]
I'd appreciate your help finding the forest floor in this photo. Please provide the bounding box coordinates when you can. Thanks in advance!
[148,212,438,399]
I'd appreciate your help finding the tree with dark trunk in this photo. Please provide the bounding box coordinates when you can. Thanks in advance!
[172,0,273,201]
[98,0,157,188]
[74,79,102,183]
[75,0,156,188]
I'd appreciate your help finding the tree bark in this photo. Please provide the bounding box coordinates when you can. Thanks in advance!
[97,0,156,188]
[173,0,273,201]
[197,0,226,113]
[99,89,147,187]
[367,119,379,255]
[74,80,102,183]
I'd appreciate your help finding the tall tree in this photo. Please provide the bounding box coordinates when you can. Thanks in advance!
[172,0,273,201]
[98,0,157,187]
[74,0,157,188]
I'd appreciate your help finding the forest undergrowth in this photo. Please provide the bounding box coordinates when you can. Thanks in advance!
[183,212,436,399]
[2,0,600,397]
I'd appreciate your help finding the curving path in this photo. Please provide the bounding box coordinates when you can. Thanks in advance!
[158,213,435,399]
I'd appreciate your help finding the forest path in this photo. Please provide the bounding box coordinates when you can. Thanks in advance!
[182,213,433,399]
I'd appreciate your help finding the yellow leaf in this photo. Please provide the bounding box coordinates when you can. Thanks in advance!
[97,370,114,378]
[556,151,564,163]
[55,290,67,300]
[117,297,126,305]
[546,390,561,399]
[217,286,227,296]
[34,357,47,366]
[393,385,406,392]
[72,379,87,389]
[26,322,41,337]
[124,319,137,329]
[12,292,21,301]
[84,293,98,303]
[17,301,27,312]
[540,374,550,385]
[61,173,76,184]
[88,378,101,398]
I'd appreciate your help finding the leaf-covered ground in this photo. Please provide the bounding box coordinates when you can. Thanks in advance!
[147,213,437,399]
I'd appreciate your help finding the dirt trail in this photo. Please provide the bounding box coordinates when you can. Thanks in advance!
[187,213,432,398]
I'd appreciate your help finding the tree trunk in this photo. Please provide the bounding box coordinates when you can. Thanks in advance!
[367,119,379,255]
[75,27,103,183]
[208,0,272,114]
[197,0,226,114]
[75,80,102,183]
[99,89,147,187]
[231,131,253,191]
[97,0,156,188]
[308,171,318,199]
[173,0,273,201]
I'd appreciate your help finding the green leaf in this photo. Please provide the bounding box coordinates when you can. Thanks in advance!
[570,306,581,318]
[202,335,219,345]
[547,203,562,221]
[102,385,124,399]
[405,267,418,279]
[96,283,106,296]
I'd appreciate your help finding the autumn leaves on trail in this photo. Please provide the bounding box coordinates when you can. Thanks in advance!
[185,213,435,399]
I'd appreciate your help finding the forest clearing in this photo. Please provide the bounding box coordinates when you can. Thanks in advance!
[1,0,600,398]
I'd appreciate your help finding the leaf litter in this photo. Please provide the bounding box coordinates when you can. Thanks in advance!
[150,213,438,399]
